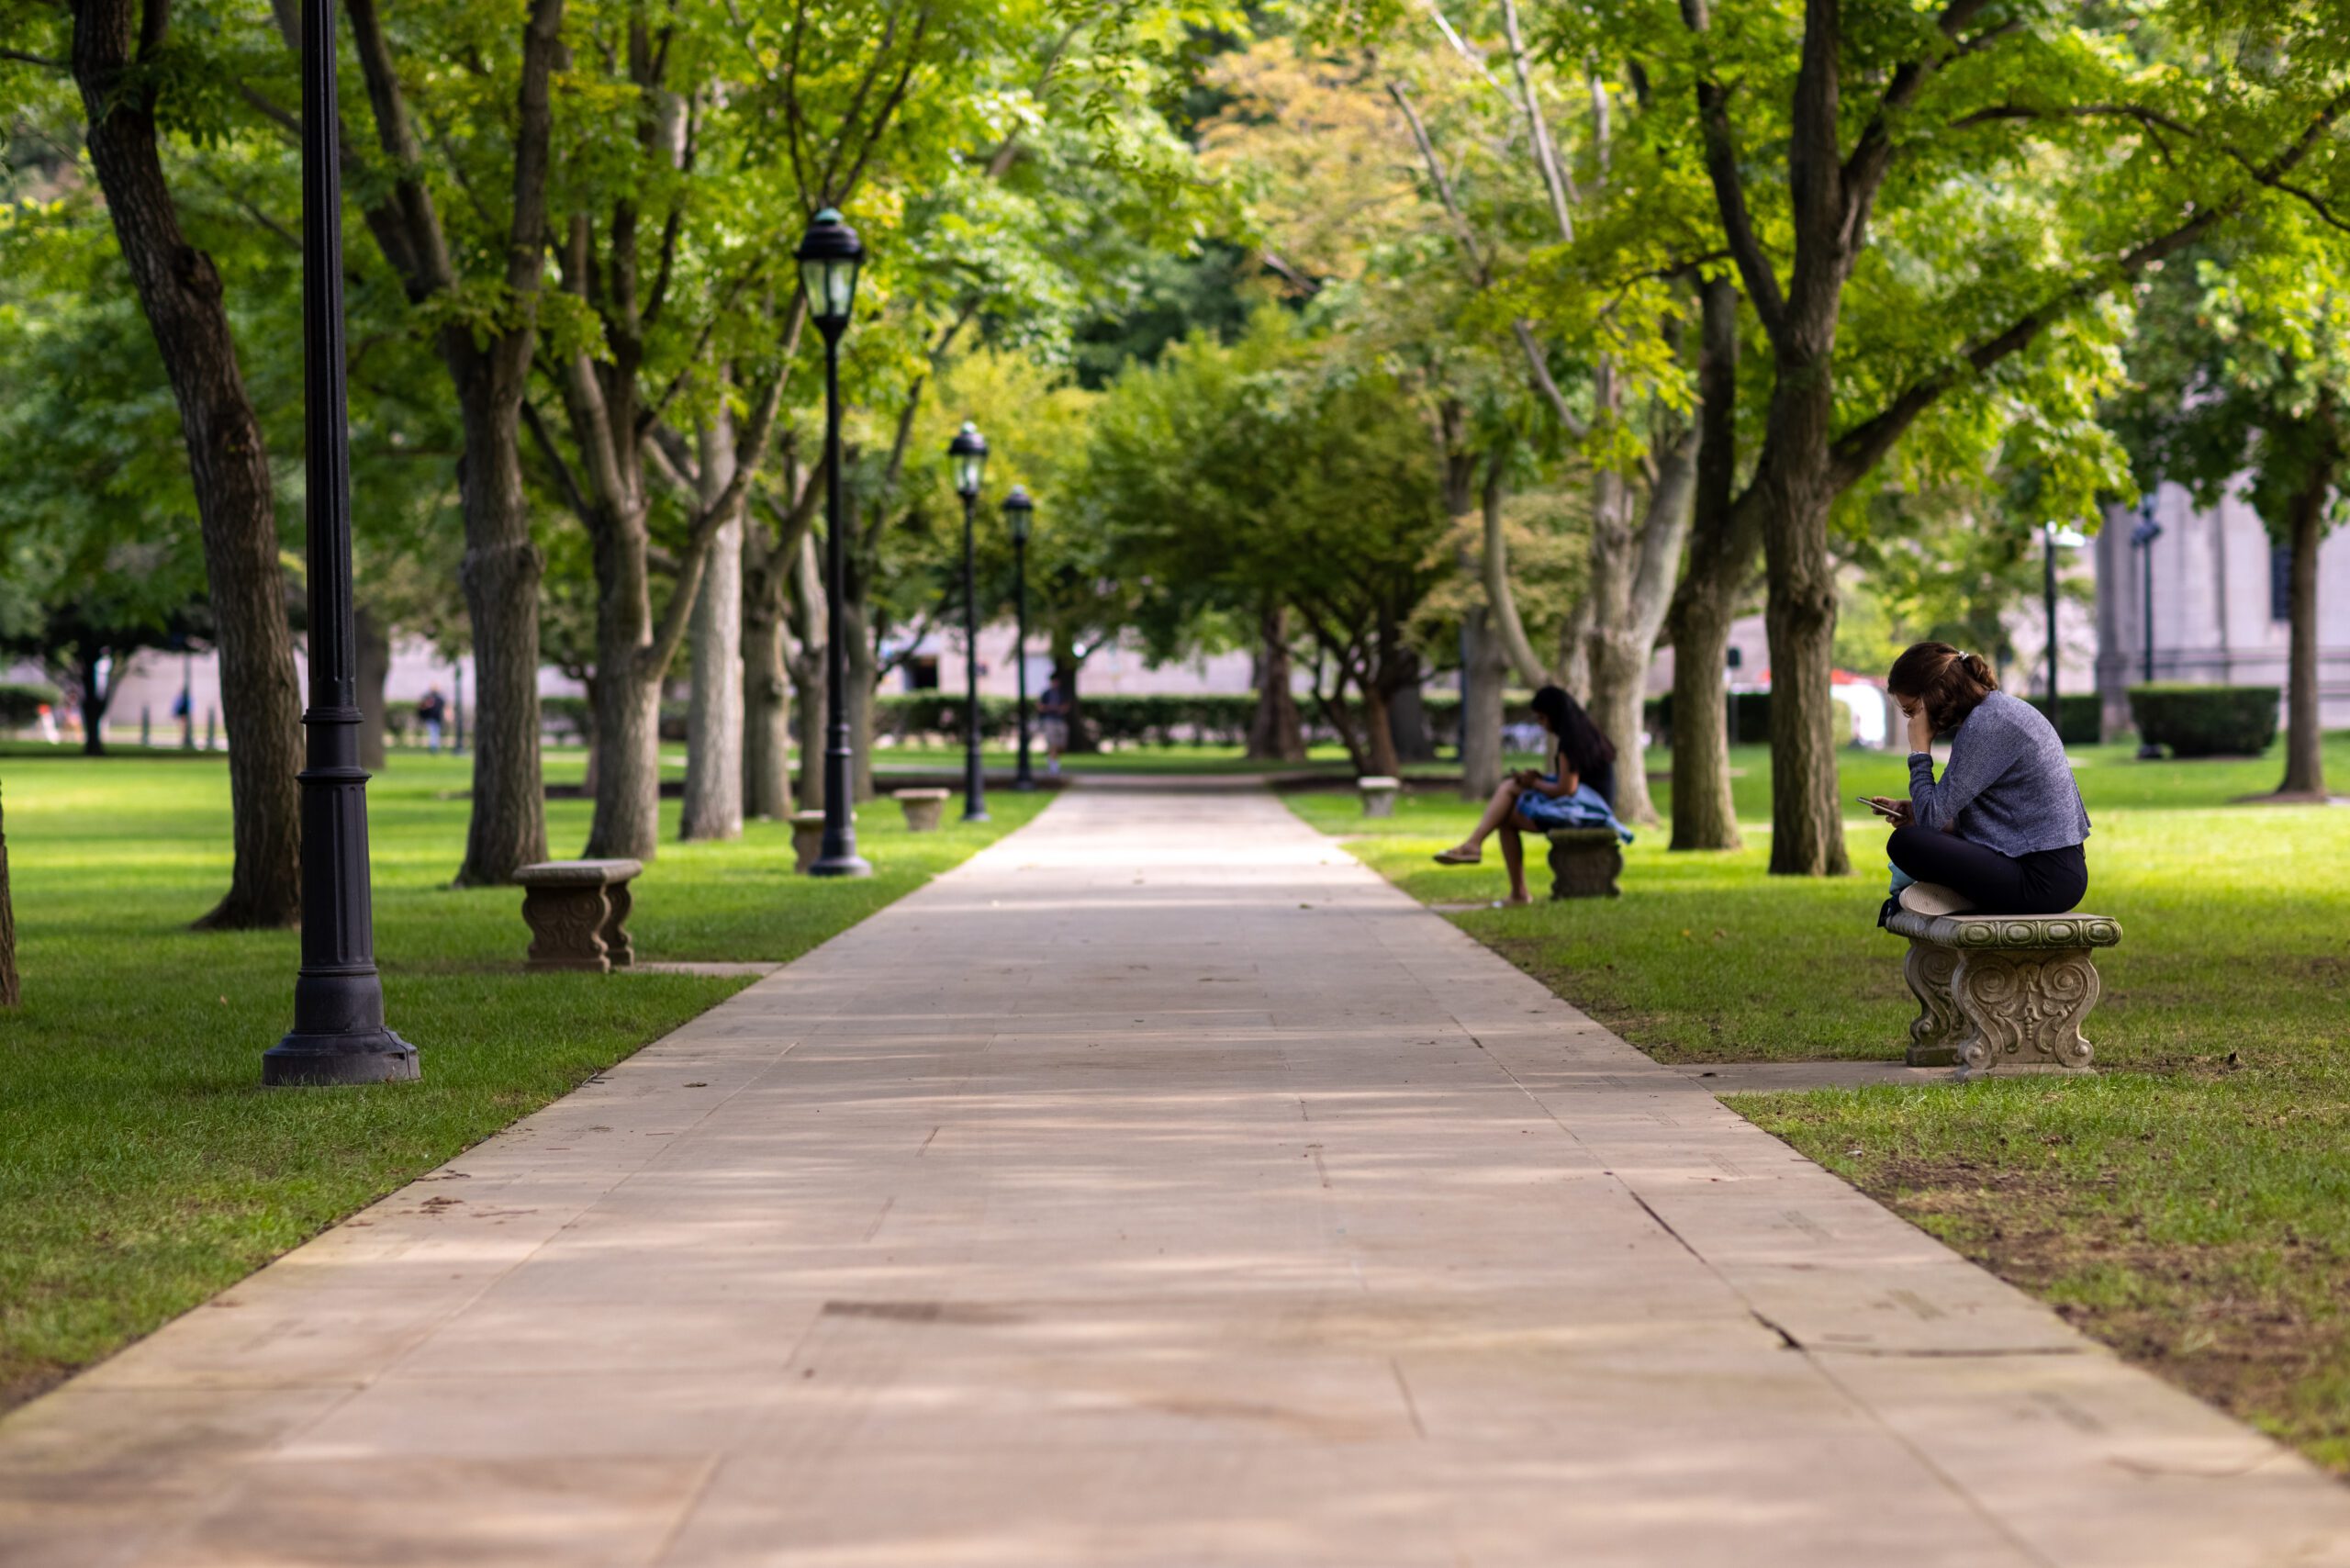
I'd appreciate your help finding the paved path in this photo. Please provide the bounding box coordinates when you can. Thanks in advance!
[6,787,2347,1566]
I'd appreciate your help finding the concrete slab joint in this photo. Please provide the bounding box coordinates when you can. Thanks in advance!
[1886,908,2120,1074]
[514,857,643,972]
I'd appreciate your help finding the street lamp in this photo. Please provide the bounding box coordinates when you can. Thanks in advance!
[948,421,991,823]
[2041,521,2089,718]
[263,0,415,1085]
[1006,486,1036,790]
[2131,495,2165,759]
[797,207,870,877]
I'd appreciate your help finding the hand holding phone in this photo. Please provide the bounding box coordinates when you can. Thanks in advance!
[1858,795,1905,820]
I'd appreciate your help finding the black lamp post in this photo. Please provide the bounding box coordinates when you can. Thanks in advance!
[948,422,991,822]
[1006,486,1035,790]
[798,208,871,876]
[2131,495,2165,758]
[263,0,415,1086]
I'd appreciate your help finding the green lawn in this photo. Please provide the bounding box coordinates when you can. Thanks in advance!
[0,750,1046,1410]
[1290,737,2350,1471]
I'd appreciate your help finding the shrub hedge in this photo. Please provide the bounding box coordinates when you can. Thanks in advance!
[2128,683,2278,757]
[2025,694,2102,747]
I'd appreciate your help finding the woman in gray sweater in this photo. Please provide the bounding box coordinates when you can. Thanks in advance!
[1865,643,2090,916]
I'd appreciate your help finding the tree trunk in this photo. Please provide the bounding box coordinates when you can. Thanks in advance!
[1583,434,1698,829]
[1758,360,1849,876]
[1458,606,1506,800]
[1054,647,1096,755]
[1246,603,1305,761]
[841,591,877,803]
[1360,682,1402,778]
[72,0,304,927]
[1669,276,1754,851]
[786,528,828,813]
[355,605,391,771]
[1555,595,1593,700]
[453,407,549,883]
[680,408,744,841]
[2278,463,2330,797]
[743,523,793,820]
[1386,649,1434,763]
[584,499,663,859]
[0,780,17,1007]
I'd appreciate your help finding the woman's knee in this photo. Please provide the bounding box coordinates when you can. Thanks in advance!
[1886,823,1930,871]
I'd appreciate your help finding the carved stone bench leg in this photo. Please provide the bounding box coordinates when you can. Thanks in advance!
[522,884,613,972]
[599,879,634,969]
[1950,946,2099,1077]
[1902,939,1963,1067]
[1546,831,1623,900]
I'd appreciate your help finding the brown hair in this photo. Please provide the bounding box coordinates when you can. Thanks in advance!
[1886,642,1998,734]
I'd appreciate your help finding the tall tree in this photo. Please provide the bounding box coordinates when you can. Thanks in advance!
[2109,225,2350,800]
[337,0,566,884]
[65,0,303,926]
[1550,0,2350,873]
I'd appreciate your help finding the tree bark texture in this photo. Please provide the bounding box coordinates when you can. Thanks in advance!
[681,407,744,841]
[1668,277,1756,852]
[2279,460,2332,798]
[743,522,793,821]
[1458,605,1506,800]
[73,0,304,928]
[786,527,828,814]
[1246,604,1305,762]
[1583,434,1698,828]
[355,604,391,771]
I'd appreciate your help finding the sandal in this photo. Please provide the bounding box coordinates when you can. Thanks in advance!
[1432,846,1483,866]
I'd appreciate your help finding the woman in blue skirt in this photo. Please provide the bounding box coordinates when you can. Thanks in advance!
[1434,686,1630,903]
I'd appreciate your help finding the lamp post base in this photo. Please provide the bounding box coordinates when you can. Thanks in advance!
[810,854,873,879]
[263,1026,419,1086]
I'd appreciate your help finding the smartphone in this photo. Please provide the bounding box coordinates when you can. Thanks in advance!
[1857,796,1902,818]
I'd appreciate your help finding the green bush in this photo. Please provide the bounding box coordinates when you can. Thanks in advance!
[0,682,61,727]
[542,695,591,741]
[2128,684,2278,758]
[2025,694,2102,747]
[1643,691,1774,745]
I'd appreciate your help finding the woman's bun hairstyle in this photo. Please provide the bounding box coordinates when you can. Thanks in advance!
[1887,642,1998,734]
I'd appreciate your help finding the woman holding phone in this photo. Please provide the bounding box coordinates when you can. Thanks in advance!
[1434,686,1628,904]
[1865,642,2090,920]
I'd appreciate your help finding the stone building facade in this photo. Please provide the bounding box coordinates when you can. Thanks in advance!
[2094,480,2350,737]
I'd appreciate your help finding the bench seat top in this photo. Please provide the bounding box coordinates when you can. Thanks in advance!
[1357,776,1401,790]
[891,789,951,801]
[515,857,643,887]
[1886,908,2121,949]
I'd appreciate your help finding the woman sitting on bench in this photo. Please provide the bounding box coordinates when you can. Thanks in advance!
[1434,686,1627,904]
[1867,642,2090,921]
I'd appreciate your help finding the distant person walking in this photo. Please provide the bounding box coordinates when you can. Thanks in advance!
[416,687,448,756]
[1038,677,1071,778]
[1863,642,2090,922]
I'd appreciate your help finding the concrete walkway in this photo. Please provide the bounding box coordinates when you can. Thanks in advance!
[5,786,2347,1566]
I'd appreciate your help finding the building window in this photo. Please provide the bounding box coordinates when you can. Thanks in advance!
[2270,544,2292,622]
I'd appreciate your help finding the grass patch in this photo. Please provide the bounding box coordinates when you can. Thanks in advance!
[0,751,1046,1409]
[1289,736,2350,1471]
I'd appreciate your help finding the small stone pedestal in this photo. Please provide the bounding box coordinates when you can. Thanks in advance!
[1545,828,1623,900]
[1358,777,1401,817]
[789,812,828,873]
[894,789,949,832]
[515,858,643,973]
[1886,909,2120,1075]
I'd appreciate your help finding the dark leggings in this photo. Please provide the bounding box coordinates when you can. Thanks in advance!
[1887,825,2087,915]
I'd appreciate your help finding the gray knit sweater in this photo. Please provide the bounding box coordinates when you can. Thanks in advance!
[1908,690,2091,856]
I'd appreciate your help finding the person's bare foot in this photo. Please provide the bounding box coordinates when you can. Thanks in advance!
[1501,892,1533,906]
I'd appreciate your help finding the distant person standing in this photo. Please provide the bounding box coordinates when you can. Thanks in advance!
[416,686,448,755]
[1037,677,1071,778]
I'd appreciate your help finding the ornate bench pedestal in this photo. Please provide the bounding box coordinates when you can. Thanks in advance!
[515,858,643,973]
[893,789,949,833]
[1545,828,1624,901]
[1885,909,2121,1078]
[789,812,828,874]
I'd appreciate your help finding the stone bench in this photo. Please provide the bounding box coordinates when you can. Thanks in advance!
[1358,776,1401,817]
[789,811,827,872]
[1545,828,1623,900]
[1886,908,2121,1076]
[515,858,643,972]
[893,788,949,832]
